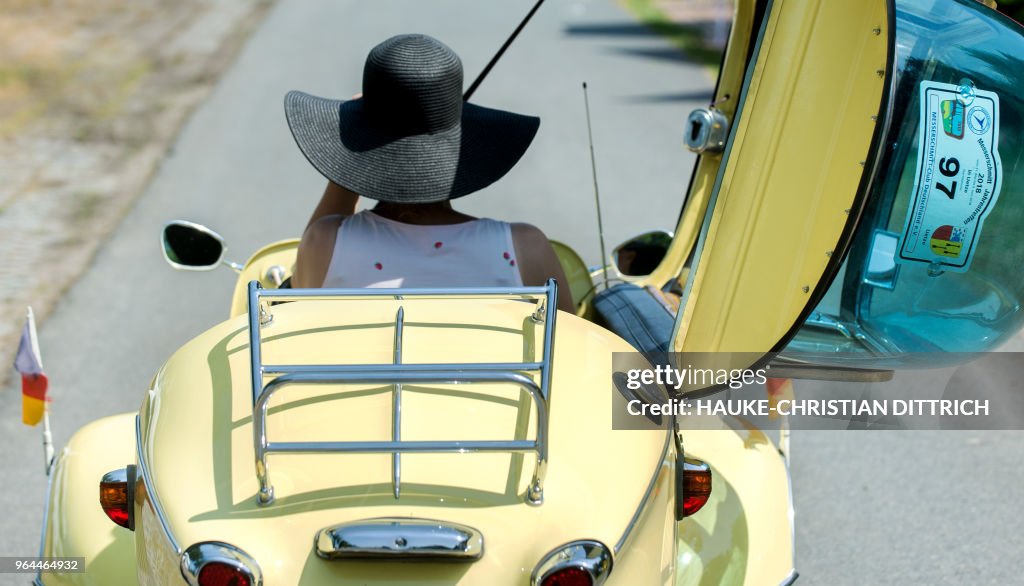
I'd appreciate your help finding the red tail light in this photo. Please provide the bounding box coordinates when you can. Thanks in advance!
[541,566,593,586]
[181,542,262,586]
[197,562,252,586]
[532,540,612,586]
[99,466,135,530]
[679,458,712,518]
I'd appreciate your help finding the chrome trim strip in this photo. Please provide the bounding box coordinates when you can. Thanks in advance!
[257,284,552,300]
[529,279,557,505]
[315,517,483,561]
[136,414,181,553]
[248,281,264,406]
[101,468,128,483]
[539,281,557,401]
[531,540,613,586]
[248,280,557,507]
[613,425,672,553]
[180,541,262,586]
[392,306,404,500]
[262,362,546,374]
[779,568,800,585]
[269,440,538,453]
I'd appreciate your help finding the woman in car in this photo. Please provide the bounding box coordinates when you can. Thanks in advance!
[286,33,573,312]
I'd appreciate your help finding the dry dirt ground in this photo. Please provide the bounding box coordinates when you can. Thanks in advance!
[0,0,272,382]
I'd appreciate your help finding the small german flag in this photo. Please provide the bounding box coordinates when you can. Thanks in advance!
[14,307,48,426]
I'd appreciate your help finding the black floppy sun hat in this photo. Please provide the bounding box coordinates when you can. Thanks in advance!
[284,34,540,203]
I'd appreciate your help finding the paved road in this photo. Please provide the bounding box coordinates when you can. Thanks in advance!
[789,359,1024,584]
[2,1,1020,585]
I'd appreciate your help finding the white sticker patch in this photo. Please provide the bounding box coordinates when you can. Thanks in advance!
[896,80,1002,272]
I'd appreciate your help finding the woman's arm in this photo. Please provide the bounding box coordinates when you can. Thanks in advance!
[304,94,364,230]
[305,182,359,232]
[511,223,576,313]
[294,214,344,288]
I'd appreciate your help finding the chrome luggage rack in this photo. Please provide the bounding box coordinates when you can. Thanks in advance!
[246,279,558,507]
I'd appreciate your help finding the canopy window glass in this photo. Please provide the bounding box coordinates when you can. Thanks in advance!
[785,0,1024,360]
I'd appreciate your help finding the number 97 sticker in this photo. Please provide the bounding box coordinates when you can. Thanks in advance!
[896,80,1002,272]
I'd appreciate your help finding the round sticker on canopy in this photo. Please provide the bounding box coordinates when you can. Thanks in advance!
[895,80,1003,273]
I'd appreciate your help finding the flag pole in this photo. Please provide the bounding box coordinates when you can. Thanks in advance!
[42,409,55,476]
[23,306,54,475]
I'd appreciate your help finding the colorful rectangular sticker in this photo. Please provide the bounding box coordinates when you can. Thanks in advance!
[896,80,1002,272]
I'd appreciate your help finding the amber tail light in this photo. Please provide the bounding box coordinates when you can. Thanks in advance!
[677,457,712,519]
[99,465,136,530]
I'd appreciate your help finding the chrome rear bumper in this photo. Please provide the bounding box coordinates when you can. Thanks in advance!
[316,518,484,562]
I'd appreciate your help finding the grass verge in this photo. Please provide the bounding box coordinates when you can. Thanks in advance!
[618,0,724,69]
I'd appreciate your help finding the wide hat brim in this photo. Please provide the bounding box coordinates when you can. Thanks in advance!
[284,91,540,203]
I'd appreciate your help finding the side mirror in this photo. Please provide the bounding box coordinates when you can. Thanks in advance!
[613,230,673,277]
[162,221,227,271]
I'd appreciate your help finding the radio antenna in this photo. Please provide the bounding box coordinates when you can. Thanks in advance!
[464,0,547,101]
[582,82,610,290]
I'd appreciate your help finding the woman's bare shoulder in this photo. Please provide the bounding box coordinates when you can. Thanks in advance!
[509,222,550,246]
[303,213,346,241]
[509,222,574,312]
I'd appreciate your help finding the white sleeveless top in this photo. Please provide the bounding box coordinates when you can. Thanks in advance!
[322,210,524,288]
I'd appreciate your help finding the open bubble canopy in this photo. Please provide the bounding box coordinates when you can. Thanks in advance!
[785,0,1024,364]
